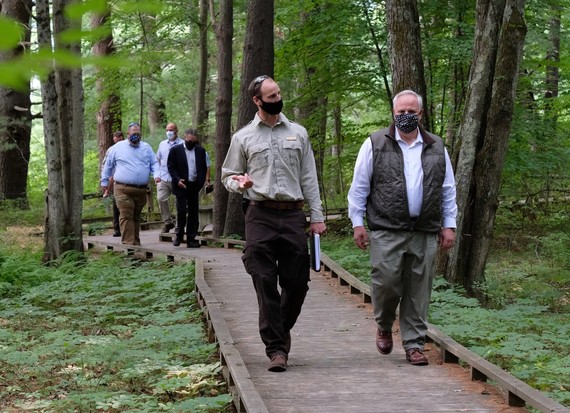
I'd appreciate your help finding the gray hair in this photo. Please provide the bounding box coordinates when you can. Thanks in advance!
[393,90,423,110]
[185,128,199,137]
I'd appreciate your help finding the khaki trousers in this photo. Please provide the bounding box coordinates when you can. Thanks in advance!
[114,184,148,245]
[157,180,175,225]
[369,230,437,350]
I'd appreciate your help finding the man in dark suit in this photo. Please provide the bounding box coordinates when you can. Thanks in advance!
[167,129,211,248]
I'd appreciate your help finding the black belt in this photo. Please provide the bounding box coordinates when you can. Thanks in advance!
[249,200,304,210]
[115,181,148,189]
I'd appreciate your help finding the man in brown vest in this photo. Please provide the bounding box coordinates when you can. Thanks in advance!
[348,90,457,365]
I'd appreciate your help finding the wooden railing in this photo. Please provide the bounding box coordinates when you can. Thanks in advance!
[84,235,569,413]
[317,251,569,413]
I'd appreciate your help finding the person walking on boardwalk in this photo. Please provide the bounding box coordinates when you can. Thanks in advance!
[347,90,457,366]
[167,128,211,248]
[221,75,327,373]
[100,122,159,246]
[156,122,184,234]
[102,130,125,237]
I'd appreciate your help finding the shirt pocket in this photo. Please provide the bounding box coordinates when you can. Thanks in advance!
[246,143,271,170]
[282,140,302,169]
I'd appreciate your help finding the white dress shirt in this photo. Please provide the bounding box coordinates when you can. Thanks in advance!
[348,129,457,229]
[156,137,184,181]
[185,147,211,182]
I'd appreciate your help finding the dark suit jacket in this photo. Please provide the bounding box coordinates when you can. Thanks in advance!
[167,144,208,197]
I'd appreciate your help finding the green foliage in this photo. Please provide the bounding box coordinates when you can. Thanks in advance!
[0,251,231,412]
[0,199,44,227]
[320,220,371,282]
[0,244,51,297]
[430,278,569,406]
[321,223,570,407]
[0,17,23,51]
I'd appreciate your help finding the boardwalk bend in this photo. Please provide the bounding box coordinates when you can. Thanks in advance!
[84,229,568,413]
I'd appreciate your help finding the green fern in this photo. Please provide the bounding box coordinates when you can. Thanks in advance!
[0,251,231,412]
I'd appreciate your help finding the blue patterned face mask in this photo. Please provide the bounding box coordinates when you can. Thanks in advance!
[129,133,141,144]
[394,113,419,133]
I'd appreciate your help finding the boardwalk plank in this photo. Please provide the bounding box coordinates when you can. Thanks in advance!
[84,230,536,413]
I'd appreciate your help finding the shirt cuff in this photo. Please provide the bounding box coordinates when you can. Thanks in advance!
[442,217,456,229]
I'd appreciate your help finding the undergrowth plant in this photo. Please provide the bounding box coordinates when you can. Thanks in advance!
[320,218,569,408]
[0,248,231,412]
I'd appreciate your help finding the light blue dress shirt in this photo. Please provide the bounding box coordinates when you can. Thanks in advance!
[101,140,159,187]
[156,137,184,181]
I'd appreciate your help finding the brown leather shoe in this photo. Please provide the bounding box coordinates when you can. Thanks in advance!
[268,354,287,372]
[406,348,428,365]
[376,329,393,354]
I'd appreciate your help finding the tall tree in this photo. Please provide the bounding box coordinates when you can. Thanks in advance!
[362,0,392,108]
[209,0,233,237]
[91,4,122,164]
[544,1,560,122]
[445,0,527,293]
[223,0,274,237]
[37,0,85,260]
[139,11,166,133]
[195,0,209,135]
[294,5,328,210]
[386,0,429,128]
[0,0,32,207]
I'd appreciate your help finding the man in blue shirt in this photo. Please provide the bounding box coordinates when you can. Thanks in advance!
[101,122,159,246]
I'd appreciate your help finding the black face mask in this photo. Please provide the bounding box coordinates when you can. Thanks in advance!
[260,99,283,115]
[394,113,419,133]
[185,141,197,151]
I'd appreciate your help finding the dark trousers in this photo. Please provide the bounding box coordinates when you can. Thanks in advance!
[112,197,120,233]
[174,181,200,243]
[241,205,310,358]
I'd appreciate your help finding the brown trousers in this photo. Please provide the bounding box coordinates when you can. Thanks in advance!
[114,184,148,245]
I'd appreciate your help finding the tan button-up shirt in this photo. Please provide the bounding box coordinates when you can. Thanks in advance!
[222,113,324,222]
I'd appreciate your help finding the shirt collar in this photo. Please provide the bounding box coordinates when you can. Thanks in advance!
[395,127,423,146]
[253,112,288,127]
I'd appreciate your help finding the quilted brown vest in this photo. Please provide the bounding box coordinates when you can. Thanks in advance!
[365,124,446,233]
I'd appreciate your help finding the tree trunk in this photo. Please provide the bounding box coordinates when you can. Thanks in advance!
[0,0,32,207]
[91,6,122,166]
[444,0,527,294]
[223,0,274,238]
[544,2,560,122]
[386,0,429,128]
[332,101,344,196]
[139,12,164,135]
[210,0,233,238]
[37,0,85,260]
[362,0,392,108]
[147,98,166,134]
[195,0,209,136]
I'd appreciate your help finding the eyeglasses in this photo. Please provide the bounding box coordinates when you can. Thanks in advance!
[253,75,269,85]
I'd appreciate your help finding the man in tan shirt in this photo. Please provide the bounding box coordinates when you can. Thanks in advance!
[222,75,326,372]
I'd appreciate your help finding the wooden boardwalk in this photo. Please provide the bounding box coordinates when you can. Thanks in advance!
[84,229,567,413]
